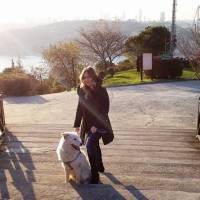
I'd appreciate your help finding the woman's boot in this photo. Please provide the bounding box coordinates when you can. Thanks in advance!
[90,170,99,184]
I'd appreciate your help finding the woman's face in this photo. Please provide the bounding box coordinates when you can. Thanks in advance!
[82,72,94,87]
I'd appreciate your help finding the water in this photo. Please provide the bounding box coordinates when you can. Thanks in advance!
[0,55,126,73]
[0,55,43,72]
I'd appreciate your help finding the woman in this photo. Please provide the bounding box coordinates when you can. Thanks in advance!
[73,66,114,184]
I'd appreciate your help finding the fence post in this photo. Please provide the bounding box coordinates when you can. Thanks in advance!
[0,94,6,151]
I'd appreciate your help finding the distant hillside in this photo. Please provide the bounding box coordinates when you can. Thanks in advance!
[0,20,192,56]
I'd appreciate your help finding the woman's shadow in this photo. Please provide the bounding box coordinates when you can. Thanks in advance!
[69,172,149,200]
[104,172,149,200]
[0,131,36,200]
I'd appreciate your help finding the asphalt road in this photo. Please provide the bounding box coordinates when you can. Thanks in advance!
[4,80,200,130]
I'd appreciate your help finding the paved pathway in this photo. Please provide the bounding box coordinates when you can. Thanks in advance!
[1,81,200,200]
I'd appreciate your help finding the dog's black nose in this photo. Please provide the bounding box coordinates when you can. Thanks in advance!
[80,142,83,146]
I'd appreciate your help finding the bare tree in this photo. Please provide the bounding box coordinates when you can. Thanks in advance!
[178,28,200,79]
[31,63,49,84]
[77,20,127,71]
[43,42,83,91]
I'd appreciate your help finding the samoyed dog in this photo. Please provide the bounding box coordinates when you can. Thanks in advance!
[56,132,91,184]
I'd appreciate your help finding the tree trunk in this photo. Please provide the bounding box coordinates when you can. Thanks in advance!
[71,59,77,88]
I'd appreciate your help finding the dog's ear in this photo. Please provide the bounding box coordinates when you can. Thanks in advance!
[61,132,69,139]
[63,135,68,140]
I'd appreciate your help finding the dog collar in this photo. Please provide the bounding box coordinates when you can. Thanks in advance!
[64,152,81,170]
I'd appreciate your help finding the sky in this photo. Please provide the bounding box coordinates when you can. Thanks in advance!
[0,0,198,24]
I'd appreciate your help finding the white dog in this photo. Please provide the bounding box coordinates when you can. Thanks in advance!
[56,132,91,184]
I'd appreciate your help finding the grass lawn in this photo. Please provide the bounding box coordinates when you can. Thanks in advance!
[103,68,197,87]
[103,69,153,87]
[180,68,197,79]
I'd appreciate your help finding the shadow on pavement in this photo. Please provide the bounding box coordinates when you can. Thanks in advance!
[5,96,49,104]
[70,180,127,200]
[69,172,149,200]
[0,132,36,200]
[104,172,149,200]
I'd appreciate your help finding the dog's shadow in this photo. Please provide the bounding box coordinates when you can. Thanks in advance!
[69,172,149,200]
[69,180,126,200]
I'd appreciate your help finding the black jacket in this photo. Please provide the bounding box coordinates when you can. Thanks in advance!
[73,85,114,145]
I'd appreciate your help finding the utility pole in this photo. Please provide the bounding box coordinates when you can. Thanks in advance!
[170,0,177,57]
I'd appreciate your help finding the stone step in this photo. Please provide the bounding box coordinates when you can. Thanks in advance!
[1,163,200,179]
[7,134,198,143]
[1,158,200,176]
[0,151,200,164]
[5,124,196,134]
[6,140,200,150]
[2,148,200,161]
[2,182,200,200]
[2,125,200,200]
[0,155,199,174]
[1,172,200,193]
[6,127,196,132]
[4,143,200,153]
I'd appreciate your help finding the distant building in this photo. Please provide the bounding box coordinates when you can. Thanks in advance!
[139,9,142,22]
[160,12,165,23]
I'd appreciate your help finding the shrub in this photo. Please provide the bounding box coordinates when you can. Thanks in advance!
[0,73,37,96]
[178,58,191,69]
[145,57,183,79]
[3,66,25,74]
[0,66,67,96]
[115,59,135,72]
[107,67,115,77]
[34,83,51,95]
[96,61,110,73]
[51,84,66,93]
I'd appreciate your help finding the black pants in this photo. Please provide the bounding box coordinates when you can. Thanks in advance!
[86,131,103,179]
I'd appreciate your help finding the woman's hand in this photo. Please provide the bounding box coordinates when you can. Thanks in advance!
[90,126,97,133]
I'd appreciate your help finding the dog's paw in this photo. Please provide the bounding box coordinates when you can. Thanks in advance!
[65,177,72,183]
[69,174,76,181]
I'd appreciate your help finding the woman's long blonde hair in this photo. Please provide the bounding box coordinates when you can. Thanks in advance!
[79,66,98,99]
[79,66,98,88]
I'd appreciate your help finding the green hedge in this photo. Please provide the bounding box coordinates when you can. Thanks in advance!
[137,56,183,79]
[151,58,183,79]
